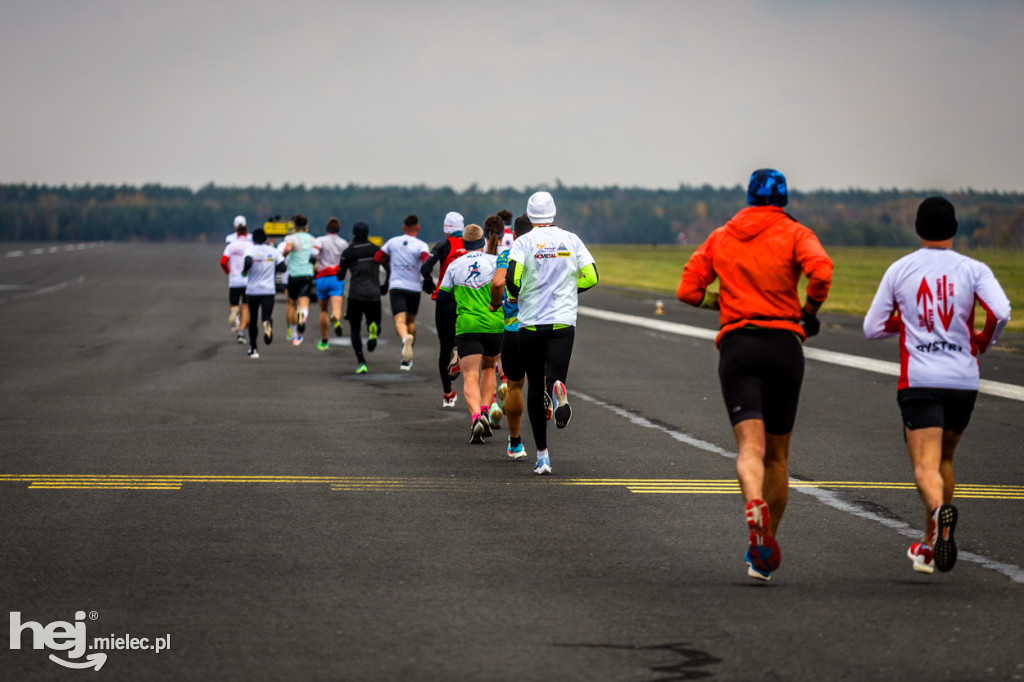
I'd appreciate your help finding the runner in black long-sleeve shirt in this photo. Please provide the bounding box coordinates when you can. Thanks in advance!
[337,221,389,374]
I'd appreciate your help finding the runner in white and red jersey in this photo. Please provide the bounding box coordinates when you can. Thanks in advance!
[864,196,1011,576]
[225,215,253,245]
[312,217,350,351]
[378,214,430,370]
[220,217,251,342]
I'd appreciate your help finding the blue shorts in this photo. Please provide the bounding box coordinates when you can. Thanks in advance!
[316,276,345,299]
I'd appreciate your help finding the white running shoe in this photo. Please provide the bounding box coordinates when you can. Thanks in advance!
[248,348,260,359]
[533,457,552,475]
[297,311,307,334]
[402,335,414,363]
[292,336,303,347]
[552,380,571,428]
[263,321,273,344]
[442,390,457,408]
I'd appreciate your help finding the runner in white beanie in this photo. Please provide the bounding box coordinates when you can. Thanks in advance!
[526,192,556,224]
[444,211,465,235]
[507,191,599,475]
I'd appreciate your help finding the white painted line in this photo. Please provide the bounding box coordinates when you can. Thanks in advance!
[574,390,1024,584]
[579,306,1024,402]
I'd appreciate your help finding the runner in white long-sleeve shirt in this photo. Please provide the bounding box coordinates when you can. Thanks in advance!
[864,196,1011,575]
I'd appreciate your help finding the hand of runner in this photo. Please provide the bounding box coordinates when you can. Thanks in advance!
[801,309,821,337]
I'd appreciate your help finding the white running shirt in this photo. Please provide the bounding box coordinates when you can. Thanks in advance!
[313,234,349,277]
[381,234,430,292]
[508,225,595,328]
[244,244,284,296]
[863,247,1011,390]
[226,232,252,245]
[222,240,250,288]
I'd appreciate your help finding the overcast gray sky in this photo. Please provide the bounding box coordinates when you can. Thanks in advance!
[3,0,1023,193]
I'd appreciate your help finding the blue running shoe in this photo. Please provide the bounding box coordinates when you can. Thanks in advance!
[745,548,772,581]
[534,457,552,475]
[507,438,526,460]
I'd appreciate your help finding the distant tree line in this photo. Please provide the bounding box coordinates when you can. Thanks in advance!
[1,182,1022,248]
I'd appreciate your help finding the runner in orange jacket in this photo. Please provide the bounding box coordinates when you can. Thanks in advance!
[678,168,833,581]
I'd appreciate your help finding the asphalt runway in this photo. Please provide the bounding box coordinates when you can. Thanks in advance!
[1,242,1022,681]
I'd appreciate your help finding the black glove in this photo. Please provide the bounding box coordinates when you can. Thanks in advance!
[422,277,435,294]
[801,309,820,338]
[380,284,389,295]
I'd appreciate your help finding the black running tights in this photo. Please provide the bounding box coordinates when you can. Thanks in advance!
[247,295,274,349]
[435,299,457,393]
[518,325,575,451]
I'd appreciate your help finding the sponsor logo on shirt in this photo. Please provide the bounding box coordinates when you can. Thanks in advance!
[916,275,955,333]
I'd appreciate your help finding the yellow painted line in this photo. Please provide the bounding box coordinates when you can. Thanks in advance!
[2,476,1022,500]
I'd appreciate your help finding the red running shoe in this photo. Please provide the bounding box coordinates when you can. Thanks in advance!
[745,498,781,574]
[907,542,935,574]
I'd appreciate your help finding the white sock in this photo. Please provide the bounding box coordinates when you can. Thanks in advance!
[536,449,549,461]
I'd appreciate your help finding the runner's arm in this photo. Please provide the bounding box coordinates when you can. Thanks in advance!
[242,256,252,277]
[973,266,1012,352]
[677,237,718,308]
[577,263,598,293]
[863,269,899,340]
[489,266,506,311]
[505,260,521,300]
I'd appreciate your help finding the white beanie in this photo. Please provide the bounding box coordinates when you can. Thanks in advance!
[443,211,464,234]
[527,192,556,224]
[233,215,247,228]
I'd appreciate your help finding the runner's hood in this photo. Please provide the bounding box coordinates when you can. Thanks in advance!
[724,205,791,242]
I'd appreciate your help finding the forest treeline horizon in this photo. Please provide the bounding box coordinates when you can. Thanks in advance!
[2,182,1023,249]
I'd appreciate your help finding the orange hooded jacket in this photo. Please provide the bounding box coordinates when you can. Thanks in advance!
[677,206,833,347]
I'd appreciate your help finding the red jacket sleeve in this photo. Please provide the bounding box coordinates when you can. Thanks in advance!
[220,254,230,274]
[677,234,716,306]
[794,227,833,304]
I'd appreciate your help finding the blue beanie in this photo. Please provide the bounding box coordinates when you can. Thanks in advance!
[747,169,788,207]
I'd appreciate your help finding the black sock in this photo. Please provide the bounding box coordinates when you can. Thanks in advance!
[510,436,521,447]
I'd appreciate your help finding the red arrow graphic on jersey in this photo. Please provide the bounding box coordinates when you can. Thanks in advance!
[936,275,955,331]
[916,277,934,332]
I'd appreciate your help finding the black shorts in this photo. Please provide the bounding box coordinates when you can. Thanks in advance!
[345,298,382,327]
[456,332,502,359]
[229,287,247,306]
[718,328,804,434]
[389,289,421,316]
[500,330,525,381]
[287,276,314,300]
[897,387,978,434]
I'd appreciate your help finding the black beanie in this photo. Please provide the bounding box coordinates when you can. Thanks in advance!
[915,196,958,241]
[352,221,370,239]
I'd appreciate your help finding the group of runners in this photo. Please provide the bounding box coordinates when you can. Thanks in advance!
[221,175,1012,582]
[677,169,1011,581]
[219,193,599,477]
